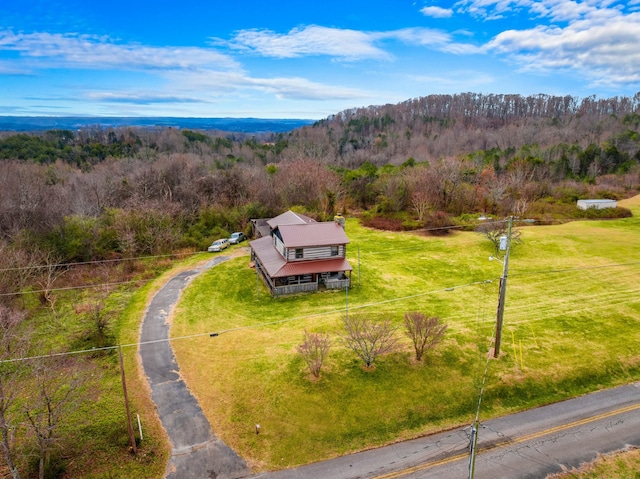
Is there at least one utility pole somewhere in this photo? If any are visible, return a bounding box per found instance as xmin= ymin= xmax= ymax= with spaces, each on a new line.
xmin=494 ymin=216 xmax=512 ymax=358
xmin=119 ymin=345 xmax=137 ymax=454
xmin=468 ymin=418 xmax=479 ymax=479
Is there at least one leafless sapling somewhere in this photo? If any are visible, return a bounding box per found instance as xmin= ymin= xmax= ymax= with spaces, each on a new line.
xmin=23 ymin=356 xmax=90 ymax=479
xmin=342 ymin=314 xmax=399 ymax=368
xmin=0 ymin=305 xmax=29 ymax=479
xmin=403 ymin=312 xmax=447 ymax=361
xmin=297 ymin=330 xmax=331 ymax=378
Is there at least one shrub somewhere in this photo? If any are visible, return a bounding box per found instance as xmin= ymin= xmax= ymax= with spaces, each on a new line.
xmin=424 ymin=211 xmax=455 ymax=235
xmin=360 ymin=216 xmax=405 ymax=231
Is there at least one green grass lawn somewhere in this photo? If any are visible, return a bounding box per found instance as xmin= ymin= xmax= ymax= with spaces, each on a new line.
xmin=171 ymin=196 xmax=640 ymax=472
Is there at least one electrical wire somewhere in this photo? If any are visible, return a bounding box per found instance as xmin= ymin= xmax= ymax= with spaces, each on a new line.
xmin=0 ymin=251 xmax=199 ymax=273
xmin=0 ymin=279 xmax=147 ymax=297
xmin=0 ymin=279 xmax=490 ymax=364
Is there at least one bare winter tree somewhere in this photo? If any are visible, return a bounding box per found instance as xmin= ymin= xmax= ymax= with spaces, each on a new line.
xmin=0 ymin=243 xmax=41 ymax=308
xmin=23 ymin=356 xmax=90 ymax=479
xmin=410 ymin=190 xmax=431 ymax=222
xmin=403 ymin=312 xmax=447 ymax=361
xmin=476 ymin=219 xmax=521 ymax=256
xmin=35 ymin=252 xmax=66 ymax=317
xmin=342 ymin=315 xmax=399 ymax=368
xmin=0 ymin=305 xmax=29 ymax=479
xmin=297 ymin=330 xmax=331 ymax=378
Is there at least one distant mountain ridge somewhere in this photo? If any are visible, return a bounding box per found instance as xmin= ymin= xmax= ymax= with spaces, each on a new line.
xmin=0 ymin=116 xmax=316 ymax=133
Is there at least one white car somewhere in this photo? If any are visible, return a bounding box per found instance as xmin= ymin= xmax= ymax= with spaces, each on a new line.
xmin=208 ymin=238 xmax=230 ymax=252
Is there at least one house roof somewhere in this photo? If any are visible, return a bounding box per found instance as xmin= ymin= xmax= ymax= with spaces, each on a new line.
xmin=278 ymin=222 xmax=350 ymax=248
xmin=251 ymin=218 xmax=271 ymax=238
xmin=278 ymin=257 xmax=352 ymax=277
xmin=250 ymin=236 xmax=286 ymax=277
xmin=250 ymin=235 xmax=352 ymax=278
xmin=267 ymin=210 xmax=316 ymax=229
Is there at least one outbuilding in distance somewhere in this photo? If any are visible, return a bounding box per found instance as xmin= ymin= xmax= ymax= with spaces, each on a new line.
xmin=577 ymin=199 xmax=618 ymax=210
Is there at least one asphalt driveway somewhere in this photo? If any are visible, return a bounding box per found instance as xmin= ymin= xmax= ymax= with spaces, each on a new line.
xmin=139 ymin=255 xmax=251 ymax=479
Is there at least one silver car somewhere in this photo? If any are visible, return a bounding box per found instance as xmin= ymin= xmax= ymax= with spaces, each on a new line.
xmin=229 ymin=232 xmax=246 ymax=244
xmin=208 ymin=238 xmax=230 ymax=252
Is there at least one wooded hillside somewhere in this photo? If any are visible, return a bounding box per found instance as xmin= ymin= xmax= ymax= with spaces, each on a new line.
xmin=0 ymin=91 xmax=638 ymax=264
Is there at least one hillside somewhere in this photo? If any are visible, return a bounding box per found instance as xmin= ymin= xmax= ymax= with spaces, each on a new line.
xmin=285 ymin=92 xmax=640 ymax=167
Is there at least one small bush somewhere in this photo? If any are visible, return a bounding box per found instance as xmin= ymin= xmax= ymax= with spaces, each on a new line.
xmin=360 ymin=216 xmax=405 ymax=231
xmin=575 ymin=206 xmax=632 ymax=219
xmin=424 ymin=211 xmax=455 ymax=235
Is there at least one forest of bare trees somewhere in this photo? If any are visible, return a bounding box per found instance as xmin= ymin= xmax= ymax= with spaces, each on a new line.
xmin=0 ymin=92 xmax=637 ymax=263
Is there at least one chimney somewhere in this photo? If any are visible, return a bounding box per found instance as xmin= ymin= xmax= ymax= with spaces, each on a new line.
xmin=334 ymin=214 xmax=345 ymax=229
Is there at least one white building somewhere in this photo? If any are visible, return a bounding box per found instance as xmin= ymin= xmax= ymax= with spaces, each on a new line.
xmin=577 ymin=199 xmax=617 ymax=210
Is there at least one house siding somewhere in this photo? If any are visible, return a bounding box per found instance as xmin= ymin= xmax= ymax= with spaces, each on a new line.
xmin=285 ymin=245 xmax=344 ymax=261
xmin=274 ymin=236 xmax=286 ymax=256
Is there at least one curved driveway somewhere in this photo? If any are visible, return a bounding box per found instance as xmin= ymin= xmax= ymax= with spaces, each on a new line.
xmin=139 ymin=254 xmax=640 ymax=479
xmin=139 ymin=255 xmax=251 ymax=479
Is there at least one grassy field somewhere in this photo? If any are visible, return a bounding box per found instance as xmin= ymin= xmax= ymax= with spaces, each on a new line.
xmin=171 ymin=196 xmax=640 ymax=472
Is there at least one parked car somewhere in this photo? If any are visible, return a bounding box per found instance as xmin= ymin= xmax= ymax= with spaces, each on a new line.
xmin=229 ymin=232 xmax=246 ymax=244
xmin=208 ymin=238 xmax=230 ymax=252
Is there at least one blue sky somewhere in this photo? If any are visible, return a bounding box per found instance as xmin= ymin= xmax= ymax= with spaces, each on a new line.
xmin=1 ymin=0 xmax=639 ymax=119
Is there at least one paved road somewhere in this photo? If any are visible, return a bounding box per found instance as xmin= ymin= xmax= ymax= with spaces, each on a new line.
xmin=139 ymin=255 xmax=251 ymax=479
xmin=139 ymin=256 xmax=639 ymax=479
xmin=252 ymin=381 xmax=640 ymax=479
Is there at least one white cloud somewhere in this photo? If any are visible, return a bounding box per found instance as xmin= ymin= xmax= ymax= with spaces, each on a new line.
xmin=456 ymin=0 xmax=625 ymax=22
xmin=420 ymin=6 xmax=454 ymax=18
xmin=227 ymin=25 xmax=392 ymax=61
xmin=486 ymin=8 xmax=640 ymax=86
xmin=384 ymin=27 xmax=484 ymax=53
xmin=0 ymin=30 xmax=240 ymax=71
xmin=226 ymin=25 xmax=480 ymax=60
xmin=85 ymin=92 xmax=207 ymax=104
xmin=165 ymin=69 xmax=371 ymax=102
xmin=0 ymin=60 xmax=32 ymax=75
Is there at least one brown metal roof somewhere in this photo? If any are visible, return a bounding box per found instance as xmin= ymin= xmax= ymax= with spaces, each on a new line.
xmin=278 ymin=222 xmax=349 ymax=248
xmin=277 ymin=257 xmax=352 ymax=277
xmin=250 ymin=235 xmax=352 ymax=278
xmin=267 ymin=210 xmax=316 ymax=229
xmin=250 ymin=236 xmax=286 ymax=277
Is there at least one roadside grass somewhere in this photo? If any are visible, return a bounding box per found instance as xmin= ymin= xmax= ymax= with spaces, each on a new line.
xmin=547 ymin=447 xmax=640 ymax=479
xmin=9 ymin=254 xmax=210 ymax=478
xmin=172 ymin=197 xmax=640 ymax=471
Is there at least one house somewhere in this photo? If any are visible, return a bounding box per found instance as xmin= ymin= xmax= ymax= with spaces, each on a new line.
xmin=577 ymin=199 xmax=617 ymax=210
xmin=250 ymin=211 xmax=352 ymax=296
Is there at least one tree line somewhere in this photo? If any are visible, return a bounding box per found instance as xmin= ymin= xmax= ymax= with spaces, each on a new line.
xmin=0 ymin=92 xmax=638 ymax=265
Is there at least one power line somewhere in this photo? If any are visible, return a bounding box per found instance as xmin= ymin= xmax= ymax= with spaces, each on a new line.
xmin=510 ymin=260 xmax=640 ymax=277
xmin=0 ymin=217 xmax=520 ymax=272
xmin=0 ymin=251 xmax=200 ymax=273
xmin=0 ymin=279 xmax=148 ymax=297
xmin=0 ymin=279 xmax=489 ymax=364
xmin=3 ymin=254 xmax=638 ymax=302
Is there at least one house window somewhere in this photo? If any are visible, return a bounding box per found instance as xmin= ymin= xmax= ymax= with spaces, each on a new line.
xmin=331 ymin=246 xmax=339 ymax=256
xmin=295 ymin=248 xmax=303 ymax=259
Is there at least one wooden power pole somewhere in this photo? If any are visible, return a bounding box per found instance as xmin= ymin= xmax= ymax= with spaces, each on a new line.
xmin=119 ymin=345 xmax=137 ymax=454
xmin=493 ymin=216 xmax=512 ymax=358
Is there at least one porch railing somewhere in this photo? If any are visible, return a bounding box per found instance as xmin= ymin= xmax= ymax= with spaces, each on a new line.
xmin=272 ymin=282 xmax=319 ymax=296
